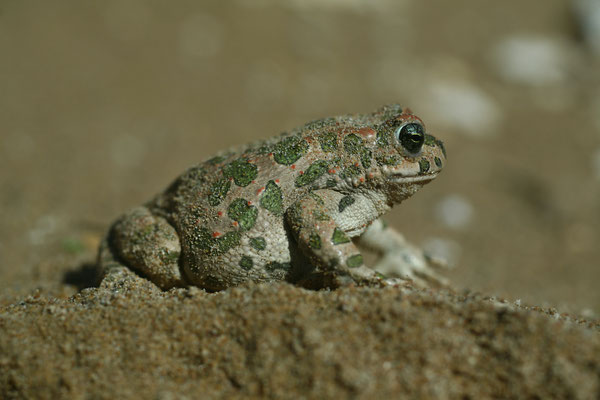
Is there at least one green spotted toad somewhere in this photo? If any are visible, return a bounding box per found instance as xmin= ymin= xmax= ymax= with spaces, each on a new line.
xmin=98 ymin=104 xmax=446 ymax=291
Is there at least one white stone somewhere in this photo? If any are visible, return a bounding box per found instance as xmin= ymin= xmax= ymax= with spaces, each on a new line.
xmin=422 ymin=81 xmax=501 ymax=138
xmin=490 ymin=35 xmax=576 ymax=86
xmin=435 ymin=194 xmax=474 ymax=230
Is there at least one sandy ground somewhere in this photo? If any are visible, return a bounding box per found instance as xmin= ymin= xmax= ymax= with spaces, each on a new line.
xmin=1 ymin=0 xmax=600 ymax=398
xmin=2 ymin=282 xmax=599 ymax=399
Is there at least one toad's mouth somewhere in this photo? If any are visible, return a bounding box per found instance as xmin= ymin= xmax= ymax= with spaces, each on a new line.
xmin=389 ymin=173 xmax=437 ymax=184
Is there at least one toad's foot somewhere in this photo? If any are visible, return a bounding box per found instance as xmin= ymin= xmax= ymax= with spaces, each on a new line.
xmin=356 ymin=219 xmax=449 ymax=287
xmin=97 ymin=237 xmax=164 ymax=293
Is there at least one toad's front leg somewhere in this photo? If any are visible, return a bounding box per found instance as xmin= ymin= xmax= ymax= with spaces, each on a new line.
xmin=285 ymin=189 xmax=382 ymax=288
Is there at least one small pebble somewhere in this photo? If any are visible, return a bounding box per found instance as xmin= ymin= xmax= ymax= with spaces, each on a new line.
xmin=490 ymin=35 xmax=576 ymax=86
xmin=28 ymin=215 xmax=61 ymax=246
xmin=435 ymin=194 xmax=474 ymax=230
xmin=421 ymin=81 xmax=501 ymax=137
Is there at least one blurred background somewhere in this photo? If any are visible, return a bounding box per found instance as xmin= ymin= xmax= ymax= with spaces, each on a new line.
xmin=1 ymin=0 xmax=599 ymax=313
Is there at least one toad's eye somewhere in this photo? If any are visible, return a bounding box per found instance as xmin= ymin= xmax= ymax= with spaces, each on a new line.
xmin=396 ymin=123 xmax=425 ymax=154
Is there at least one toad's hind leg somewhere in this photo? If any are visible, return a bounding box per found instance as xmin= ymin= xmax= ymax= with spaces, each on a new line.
xmin=97 ymin=238 xmax=159 ymax=291
xmin=356 ymin=218 xmax=448 ymax=286
xmin=100 ymin=206 xmax=185 ymax=290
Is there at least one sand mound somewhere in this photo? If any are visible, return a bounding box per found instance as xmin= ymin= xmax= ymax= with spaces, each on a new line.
xmin=1 ymin=282 xmax=598 ymax=399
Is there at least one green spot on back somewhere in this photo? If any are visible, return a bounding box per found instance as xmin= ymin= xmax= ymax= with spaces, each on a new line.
xmin=228 ymin=198 xmax=258 ymax=231
xmin=347 ymin=254 xmax=363 ymax=268
xmin=223 ymin=159 xmax=258 ymax=187
xmin=249 ymin=237 xmax=267 ymax=251
xmin=295 ymin=160 xmax=329 ymax=187
xmin=207 ymin=178 xmax=231 ymax=206
xmin=260 ymin=180 xmax=284 ymax=216
xmin=338 ymin=196 xmax=355 ymax=213
xmin=319 ymin=131 xmax=338 ymax=152
xmin=308 ymin=233 xmax=322 ymax=250
xmin=331 ymin=228 xmax=350 ymax=245
xmin=215 ymin=231 xmax=242 ymax=253
xmin=343 ymin=134 xmax=363 ymax=154
xmin=239 ymin=255 xmax=254 ymax=271
xmin=192 ymin=228 xmax=241 ymax=256
xmin=273 ymin=136 xmax=309 ymax=165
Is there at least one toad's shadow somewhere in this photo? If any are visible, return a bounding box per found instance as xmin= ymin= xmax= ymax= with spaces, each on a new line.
xmin=62 ymin=262 xmax=100 ymax=291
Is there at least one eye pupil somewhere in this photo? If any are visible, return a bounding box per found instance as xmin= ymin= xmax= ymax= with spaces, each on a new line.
xmin=397 ymin=123 xmax=425 ymax=154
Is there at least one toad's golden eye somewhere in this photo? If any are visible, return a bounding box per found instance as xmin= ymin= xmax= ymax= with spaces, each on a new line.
xmin=396 ymin=123 xmax=424 ymax=155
